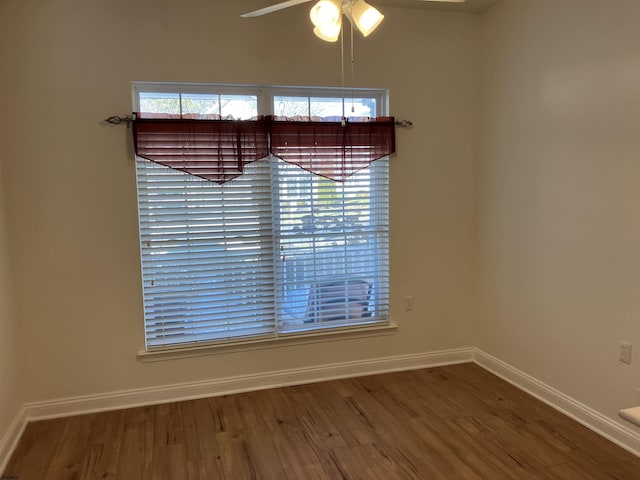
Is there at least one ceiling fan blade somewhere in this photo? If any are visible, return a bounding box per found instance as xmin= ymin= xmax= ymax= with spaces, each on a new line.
xmin=241 ymin=0 xmax=314 ymax=18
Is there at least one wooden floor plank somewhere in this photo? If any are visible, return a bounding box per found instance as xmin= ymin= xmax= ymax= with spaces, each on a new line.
xmin=185 ymin=456 xmax=224 ymax=480
xmin=448 ymin=416 xmax=553 ymax=480
xmin=546 ymin=461 xmax=615 ymax=480
xmin=115 ymin=417 xmax=154 ymax=480
xmin=4 ymin=419 xmax=66 ymax=474
xmin=215 ymin=431 xmax=259 ymax=479
xmin=150 ymin=443 xmax=187 ymax=480
xmin=603 ymin=458 xmax=640 ymax=479
xmin=3 ymin=363 xmax=638 ymax=479
xmin=79 ymin=410 xmax=126 ymax=479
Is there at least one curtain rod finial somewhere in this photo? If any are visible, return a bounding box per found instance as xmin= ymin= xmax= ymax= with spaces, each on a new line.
xmin=394 ymin=119 xmax=413 ymax=128
xmin=103 ymin=115 xmax=134 ymax=128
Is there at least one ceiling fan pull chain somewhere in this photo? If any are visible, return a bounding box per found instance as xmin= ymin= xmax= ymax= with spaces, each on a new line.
xmin=351 ymin=15 xmax=355 ymax=113
xmin=340 ymin=24 xmax=346 ymax=125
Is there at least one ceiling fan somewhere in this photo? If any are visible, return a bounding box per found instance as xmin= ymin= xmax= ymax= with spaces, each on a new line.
xmin=241 ymin=0 xmax=466 ymax=42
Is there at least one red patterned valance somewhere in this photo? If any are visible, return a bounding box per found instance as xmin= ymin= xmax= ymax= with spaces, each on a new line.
xmin=267 ymin=116 xmax=395 ymax=181
xmin=132 ymin=113 xmax=269 ymax=184
xmin=132 ymin=114 xmax=395 ymax=183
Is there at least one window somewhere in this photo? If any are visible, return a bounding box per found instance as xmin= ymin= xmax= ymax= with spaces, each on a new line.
xmin=133 ymin=83 xmax=390 ymax=350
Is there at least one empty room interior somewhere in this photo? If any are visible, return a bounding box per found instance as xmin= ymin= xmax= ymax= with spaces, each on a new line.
xmin=2 ymin=0 xmax=640 ymax=477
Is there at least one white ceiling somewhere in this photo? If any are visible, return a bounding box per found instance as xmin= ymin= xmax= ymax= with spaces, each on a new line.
xmin=376 ymin=0 xmax=500 ymax=13
xmin=240 ymin=0 xmax=501 ymax=17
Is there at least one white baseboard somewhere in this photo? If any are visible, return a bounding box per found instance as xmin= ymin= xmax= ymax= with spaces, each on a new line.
xmin=5 ymin=347 xmax=640 ymax=470
xmin=0 ymin=406 xmax=27 ymax=474
xmin=24 ymin=348 xmax=474 ymax=421
xmin=473 ymin=348 xmax=640 ymax=457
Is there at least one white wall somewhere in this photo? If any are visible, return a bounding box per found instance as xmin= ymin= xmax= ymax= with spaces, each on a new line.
xmin=0 ymin=0 xmax=25 ymax=447
xmin=478 ymin=0 xmax=640 ymax=428
xmin=0 ymin=155 xmax=23 ymax=444
xmin=0 ymin=0 xmax=480 ymax=403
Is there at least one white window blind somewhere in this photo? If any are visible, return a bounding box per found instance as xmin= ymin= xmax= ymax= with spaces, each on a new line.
xmin=134 ymin=83 xmax=390 ymax=350
xmin=137 ymin=159 xmax=276 ymax=348
xmin=273 ymin=160 xmax=389 ymax=331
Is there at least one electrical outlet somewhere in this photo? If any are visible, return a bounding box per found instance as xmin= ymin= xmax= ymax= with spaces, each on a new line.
xmin=620 ymin=341 xmax=632 ymax=365
xmin=403 ymin=295 xmax=414 ymax=311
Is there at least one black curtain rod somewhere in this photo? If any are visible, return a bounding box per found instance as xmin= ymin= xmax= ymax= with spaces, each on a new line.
xmin=102 ymin=115 xmax=413 ymax=128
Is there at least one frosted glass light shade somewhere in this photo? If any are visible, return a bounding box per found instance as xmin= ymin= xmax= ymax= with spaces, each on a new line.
xmin=309 ymin=0 xmax=342 ymax=28
xmin=350 ymin=0 xmax=384 ymax=37
xmin=314 ymin=16 xmax=342 ymax=42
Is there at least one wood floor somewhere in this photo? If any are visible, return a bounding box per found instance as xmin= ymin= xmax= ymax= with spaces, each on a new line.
xmin=4 ymin=363 xmax=640 ymax=479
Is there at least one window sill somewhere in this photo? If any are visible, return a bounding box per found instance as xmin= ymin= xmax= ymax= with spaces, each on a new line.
xmin=137 ymin=321 xmax=398 ymax=363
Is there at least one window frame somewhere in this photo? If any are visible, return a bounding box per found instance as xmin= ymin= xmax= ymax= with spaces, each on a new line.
xmin=132 ymin=82 xmax=395 ymax=360
xmin=132 ymin=82 xmax=388 ymax=118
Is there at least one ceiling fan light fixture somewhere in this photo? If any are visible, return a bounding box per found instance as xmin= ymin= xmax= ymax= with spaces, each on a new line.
xmin=349 ymin=0 xmax=384 ymax=37
xmin=309 ymin=0 xmax=342 ymax=29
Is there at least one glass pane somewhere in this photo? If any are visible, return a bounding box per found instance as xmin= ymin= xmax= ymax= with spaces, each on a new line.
xmin=220 ymin=94 xmax=258 ymax=119
xmin=274 ymin=96 xmax=310 ymax=117
xmin=274 ymin=95 xmax=378 ymax=118
xmin=311 ymin=97 xmax=376 ymax=118
xmin=329 ymin=97 xmax=377 ymax=118
xmin=181 ymin=94 xmax=220 ymax=115
xmin=309 ymin=97 xmax=344 ymax=117
xmin=139 ymin=92 xmax=180 ymax=114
